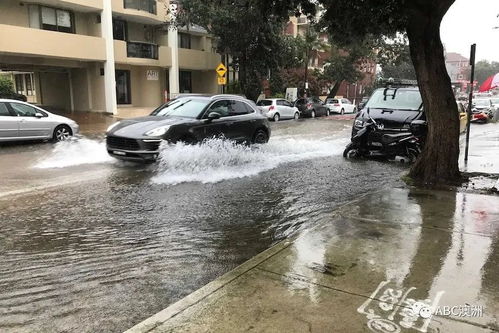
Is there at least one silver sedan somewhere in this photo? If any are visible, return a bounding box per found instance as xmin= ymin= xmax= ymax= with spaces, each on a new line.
xmin=0 ymin=99 xmax=79 ymax=142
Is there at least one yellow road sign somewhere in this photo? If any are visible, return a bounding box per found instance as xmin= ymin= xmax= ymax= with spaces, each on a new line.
xmin=216 ymin=63 xmax=227 ymax=77
xmin=217 ymin=76 xmax=227 ymax=85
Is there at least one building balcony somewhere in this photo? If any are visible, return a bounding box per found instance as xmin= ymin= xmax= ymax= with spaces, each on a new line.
xmin=21 ymin=0 xmax=103 ymax=11
xmin=178 ymin=49 xmax=220 ymax=71
xmin=0 ymin=24 xmax=106 ymax=62
xmin=112 ymin=0 xmax=167 ymax=25
xmin=114 ymin=40 xmax=171 ymax=66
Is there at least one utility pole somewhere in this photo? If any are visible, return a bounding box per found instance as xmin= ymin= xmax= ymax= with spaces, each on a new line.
xmin=304 ymin=23 xmax=310 ymax=97
xmin=464 ymin=43 xmax=476 ymax=163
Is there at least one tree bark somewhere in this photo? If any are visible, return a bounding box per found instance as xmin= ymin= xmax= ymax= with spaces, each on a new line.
xmin=327 ymin=80 xmax=342 ymax=99
xmin=406 ymin=2 xmax=461 ymax=185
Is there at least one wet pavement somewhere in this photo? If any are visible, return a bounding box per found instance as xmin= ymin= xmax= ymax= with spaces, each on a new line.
xmin=1 ymin=114 xmax=497 ymax=333
xmin=0 ymin=115 xmax=408 ymax=332
xmin=128 ymin=188 xmax=499 ymax=333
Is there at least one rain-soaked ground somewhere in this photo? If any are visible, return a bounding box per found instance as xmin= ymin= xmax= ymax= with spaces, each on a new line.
xmin=0 ymin=115 xmax=478 ymax=332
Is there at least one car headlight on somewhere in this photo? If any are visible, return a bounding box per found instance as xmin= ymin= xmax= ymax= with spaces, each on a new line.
xmin=145 ymin=125 xmax=171 ymax=137
xmin=107 ymin=122 xmax=120 ymax=132
xmin=354 ymin=119 xmax=364 ymax=127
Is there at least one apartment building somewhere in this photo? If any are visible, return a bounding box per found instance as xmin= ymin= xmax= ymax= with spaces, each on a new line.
xmin=445 ymin=52 xmax=470 ymax=92
xmin=0 ymin=0 xmax=221 ymax=114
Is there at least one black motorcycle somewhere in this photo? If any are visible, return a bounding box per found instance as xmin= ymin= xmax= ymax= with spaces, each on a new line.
xmin=343 ymin=109 xmax=426 ymax=163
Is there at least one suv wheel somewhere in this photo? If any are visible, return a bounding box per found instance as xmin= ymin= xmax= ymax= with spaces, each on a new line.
xmin=341 ymin=108 xmax=345 ymax=115
xmin=311 ymin=110 xmax=316 ymax=118
xmin=252 ymin=129 xmax=269 ymax=144
xmin=273 ymin=113 xmax=280 ymax=122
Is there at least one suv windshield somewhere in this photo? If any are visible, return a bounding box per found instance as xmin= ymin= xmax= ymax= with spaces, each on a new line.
xmin=366 ymin=89 xmax=423 ymax=111
xmin=151 ymin=98 xmax=210 ymax=118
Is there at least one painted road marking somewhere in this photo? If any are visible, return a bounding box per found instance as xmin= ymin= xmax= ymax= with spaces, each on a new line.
xmin=358 ymin=280 xmax=445 ymax=333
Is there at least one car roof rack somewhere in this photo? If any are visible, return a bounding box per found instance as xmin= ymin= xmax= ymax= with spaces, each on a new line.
xmin=383 ymin=78 xmax=418 ymax=88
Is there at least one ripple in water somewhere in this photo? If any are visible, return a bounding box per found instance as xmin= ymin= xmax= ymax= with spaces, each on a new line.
xmin=151 ymin=136 xmax=348 ymax=185
xmin=34 ymin=137 xmax=114 ymax=169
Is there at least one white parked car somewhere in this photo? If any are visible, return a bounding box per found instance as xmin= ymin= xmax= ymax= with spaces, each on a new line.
xmin=0 ymin=99 xmax=79 ymax=142
xmin=325 ymin=98 xmax=357 ymax=114
xmin=256 ymin=99 xmax=300 ymax=121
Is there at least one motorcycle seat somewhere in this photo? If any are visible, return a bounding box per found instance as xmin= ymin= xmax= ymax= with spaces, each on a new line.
xmin=381 ymin=133 xmax=412 ymax=144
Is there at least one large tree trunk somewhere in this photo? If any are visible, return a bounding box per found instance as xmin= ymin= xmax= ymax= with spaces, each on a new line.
xmin=327 ymin=81 xmax=342 ymax=99
xmin=406 ymin=1 xmax=461 ymax=185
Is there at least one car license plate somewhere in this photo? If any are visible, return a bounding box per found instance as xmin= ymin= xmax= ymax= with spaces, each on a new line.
xmin=113 ymin=151 xmax=126 ymax=156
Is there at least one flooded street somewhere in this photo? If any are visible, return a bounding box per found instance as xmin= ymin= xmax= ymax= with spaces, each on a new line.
xmin=1 ymin=117 xmax=408 ymax=332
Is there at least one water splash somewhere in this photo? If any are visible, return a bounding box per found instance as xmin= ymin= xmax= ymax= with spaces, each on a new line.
xmin=34 ymin=137 xmax=114 ymax=169
xmin=151 ymin=137 xmax=347 ymax=185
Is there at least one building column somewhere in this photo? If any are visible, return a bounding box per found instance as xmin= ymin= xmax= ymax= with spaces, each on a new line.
xmin=101 ymin=0 xmax=117 ymax=115
xmin=168 ymin=27 xmax=180 ymax=97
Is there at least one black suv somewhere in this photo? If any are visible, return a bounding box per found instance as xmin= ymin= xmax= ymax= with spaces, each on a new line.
xmin=106 ymin=95 xmax=271 ymax=161
xmin=352 ymin=86 xmax=425 ymax=137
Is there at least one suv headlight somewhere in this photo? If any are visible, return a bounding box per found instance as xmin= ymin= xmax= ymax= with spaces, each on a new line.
xmin=107 ymin=122 xmax=120 ymax=132
xmin=354 ymin=119 xmax=364 ymax=127
xmin=145 ymin=125 xmax=171 ymax=137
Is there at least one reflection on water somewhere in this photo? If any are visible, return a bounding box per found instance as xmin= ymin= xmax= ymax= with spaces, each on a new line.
xmin=271 ymin=188 xmax=499 ymax=330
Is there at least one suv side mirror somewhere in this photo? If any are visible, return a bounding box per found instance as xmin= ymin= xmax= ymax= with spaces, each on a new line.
xmin=207 ymin=112 xmax=221 ymax=120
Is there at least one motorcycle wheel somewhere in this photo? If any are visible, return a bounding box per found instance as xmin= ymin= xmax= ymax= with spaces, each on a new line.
xmin=343 ymin=143 xmax=359 ymax=159
xmin=407 ymin=147 xmax=420 ymax=163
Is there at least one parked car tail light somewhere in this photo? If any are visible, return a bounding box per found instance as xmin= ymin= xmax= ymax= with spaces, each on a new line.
xmin=334 ymin=104 xmax=340 ymax=107
xmin=269 ymin=105 xmax=275 ymax=111
xmin=306 ymin=103 xmax=312 ymax=109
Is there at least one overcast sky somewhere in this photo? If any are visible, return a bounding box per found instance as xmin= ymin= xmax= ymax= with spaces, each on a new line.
xmin=441 ymin=0 xmax=499 ymax=62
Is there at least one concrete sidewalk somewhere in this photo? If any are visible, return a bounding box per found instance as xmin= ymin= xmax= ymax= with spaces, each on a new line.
xmin=125 ymin=187 xmax=499 ymax=333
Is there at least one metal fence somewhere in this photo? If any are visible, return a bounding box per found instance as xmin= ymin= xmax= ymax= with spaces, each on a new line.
xmin=127 ymin=42 xmax=159 ymax=60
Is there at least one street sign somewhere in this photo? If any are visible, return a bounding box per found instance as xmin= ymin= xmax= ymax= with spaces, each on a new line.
xmin=216 ymin=63 xmax=227 ymax=77
xmin=217 ymin=76 xmax=227 ymax=85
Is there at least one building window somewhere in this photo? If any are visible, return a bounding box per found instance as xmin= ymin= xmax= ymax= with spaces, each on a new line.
xmin=179 ymin=71 xmax=192 ymax=93
xmin=28 ymin=5 xmax=75 ymax=34
xmin=13 ymin=73 xmax=35 ymax=96
xmin=115 ymin=70 xmax=131 ymax=105
xmin=113 ymin=19 xmax=128 ymax=41
xmin=178 ymin=33 xmax=191 ymax=49
xmin=15 ymin=75 xmax=24 ymax=95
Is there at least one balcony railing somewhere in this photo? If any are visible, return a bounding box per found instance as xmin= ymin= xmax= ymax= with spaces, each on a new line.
xmin=127 ymin=42 xmax=158 ymax=59
xmin=123 ymin=0 xmax=157 ymax=14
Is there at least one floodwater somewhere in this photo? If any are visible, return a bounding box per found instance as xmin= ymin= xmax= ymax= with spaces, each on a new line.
xmin=0 ymin=117 xmax=407 ymax=332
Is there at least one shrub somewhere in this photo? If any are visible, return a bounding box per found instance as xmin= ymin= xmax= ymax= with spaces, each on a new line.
xmin=0 ymin=76 xmax=15 ymax=95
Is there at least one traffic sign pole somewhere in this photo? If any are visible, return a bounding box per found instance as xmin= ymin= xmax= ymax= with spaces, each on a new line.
xmin=216 ymin=62 xmax=227 ymax=93
xmin=464 ymin=44 xmax=476 ymax=164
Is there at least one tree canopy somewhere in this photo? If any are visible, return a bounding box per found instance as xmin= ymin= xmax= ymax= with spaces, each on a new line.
xmin=475 ymin=60 xmax=499 ymax=86
xmin=178 ymin=0 xmax=461 ymax=184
